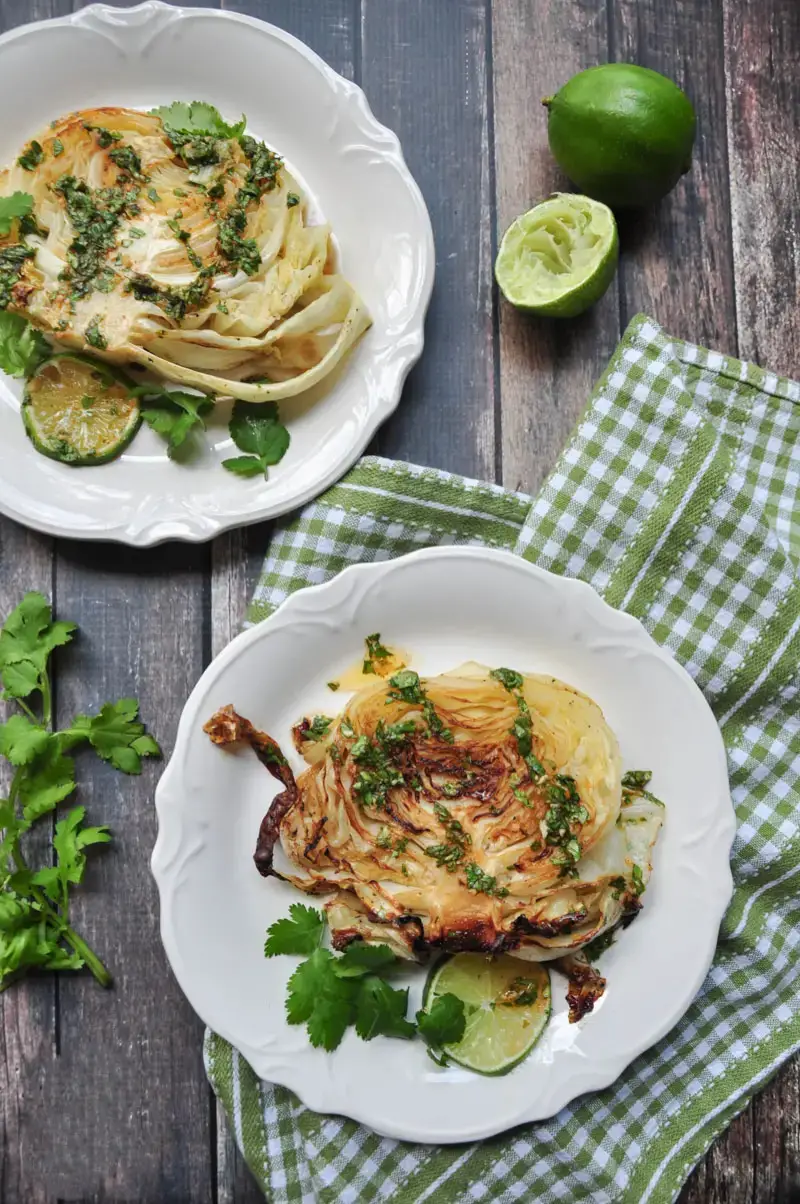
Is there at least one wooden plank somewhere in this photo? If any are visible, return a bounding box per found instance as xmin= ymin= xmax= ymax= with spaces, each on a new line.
xmin=723 ymin=3 xmax=800 ymax=1195
xmin=612 ymin=2 xmax=743 ymax=1198
xmin=213 ymin=6 xmax=356 ymax=1201
xmin=0 ymin=5 xmax=82 ymax=1201
xmin=492 ymin=0 xmax=620 ymax=496
xmin=724 ymin=0 xmax=800 ymax=373
xmin=361 ymin=0 xmax=497 ymax=480
xmin=50 ymin=542 xmax=212 ymax=1203
xmin=612 ymin=0 xmax=738 ymax=351
xmin=0 ymin=524 xmax=56 ymax=1204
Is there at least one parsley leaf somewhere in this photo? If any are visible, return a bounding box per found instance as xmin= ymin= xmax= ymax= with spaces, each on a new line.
xmin=151 ymin=101 xmax=246 ymax=140
xmin=416 ymin=993 xmax=466 ymax=1047
xmin=224 ymin=400 xmax=290 ymax=480
xmin=69 ymin=698 xmax=161 ymax=774
xmin=354 ymin=976 xmax=415 ymax=1040
xmin=0 ymin=191 xmax=33 ymax=236
xmin=0 ymin=312 xmax=49 ymax=379
xmin=285 ymin=948 xmax=358 ymax=1050
xmin=139 ymin=388 xmax=215 ymax=459
xmin=0 ymin=591 xmax=75 ymax=700
xmin=331 ymin=942 xmax=397 ymax=978
xmin=264 ymin=903 xmax=324 ymax=957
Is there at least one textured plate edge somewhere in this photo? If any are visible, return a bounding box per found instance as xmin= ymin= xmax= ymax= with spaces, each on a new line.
xmin=151 ymin=546 xmax=736 ymax=1142
xmin=0 ymin=1 xmax=435 ymax=546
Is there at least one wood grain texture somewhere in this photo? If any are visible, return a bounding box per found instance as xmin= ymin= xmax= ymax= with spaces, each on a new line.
xmin=50 ymin=541 xmax=212 ymax=1203
xmin=0 ymin=522 xmax=54 ymax=1204
xmin=492 ymin=0 xmax=620 ymax=496
xmin=722 ymin=3 xmax=800 ymax=1199
xmin=214 ymin=6 xmax=356 ymax=1200
xmin=724 ymin=0 xmax=800 ymax=375
xmin=612 ymin=0 xmax=737 ymax=351
xmin=361 ymin=0 xmax=497 ymax=479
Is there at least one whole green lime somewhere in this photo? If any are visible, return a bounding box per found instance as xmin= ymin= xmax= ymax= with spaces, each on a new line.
xmin=544 ymin=64 xmax=696 ymax=209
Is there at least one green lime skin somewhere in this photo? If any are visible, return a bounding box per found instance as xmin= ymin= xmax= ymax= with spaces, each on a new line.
xmin=544 ymin=64 xmax=696 ymax=209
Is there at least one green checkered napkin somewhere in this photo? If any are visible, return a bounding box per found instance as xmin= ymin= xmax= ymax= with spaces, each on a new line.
xmin=204 ymin=314 xmax=800 ymax=1203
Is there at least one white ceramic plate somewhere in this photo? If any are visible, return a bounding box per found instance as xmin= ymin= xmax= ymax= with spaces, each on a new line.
xmin=0 ymin=3 xmax=433 ymax=545
xmin=153 ymin=547 xmax=735 ymax=1143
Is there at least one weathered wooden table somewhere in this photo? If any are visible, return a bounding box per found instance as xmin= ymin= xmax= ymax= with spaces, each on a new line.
xmin=0 ymin=1 xmax=797 ymax=1201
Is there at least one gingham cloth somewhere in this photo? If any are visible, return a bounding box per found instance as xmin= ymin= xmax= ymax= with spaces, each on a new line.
xmin=204 ymin=314 xmax=800 ymax=1203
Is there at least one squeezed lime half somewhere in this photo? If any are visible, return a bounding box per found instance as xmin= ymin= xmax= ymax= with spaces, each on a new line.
xmin=422 ymin=953 xmax=551 ymax=1075
xmin=23 ymin=354 xmax=140 ymax=466
xmin=495 ymin=193 xmax=618 ymax=317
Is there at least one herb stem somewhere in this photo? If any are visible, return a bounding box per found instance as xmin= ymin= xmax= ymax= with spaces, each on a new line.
xmin=15 ymin=697 xmax=38 ymax=724
xmin=39 ymin=671 xmax=52 ymax=729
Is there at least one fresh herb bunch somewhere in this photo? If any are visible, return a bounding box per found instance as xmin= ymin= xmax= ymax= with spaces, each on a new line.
xmin=0 ymin=592 xmax=160 ymax=991
xmin=265 ymin=903 xmax=466 ymax=1059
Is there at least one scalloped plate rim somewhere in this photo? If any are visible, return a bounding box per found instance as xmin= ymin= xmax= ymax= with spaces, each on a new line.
xmin=152 ymin=546 xmax=735 ymax=1142
xmin=0 ymin=1 xmax=434 ymax=545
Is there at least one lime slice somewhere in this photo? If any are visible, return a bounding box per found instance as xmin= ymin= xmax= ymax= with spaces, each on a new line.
xmin=495 ymin=193 xmax=618 ymax=317
xmin=23 ymin=354 xmax=140 ymax=466
xmin=423 ymin=953 xmax=551 ymax=1075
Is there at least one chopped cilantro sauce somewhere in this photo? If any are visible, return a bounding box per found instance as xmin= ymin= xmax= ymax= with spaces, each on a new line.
xmin=17 ymin=141 xmax=44 ymax=171
xmin=54 ymin=175 xmax=139 ymax=300
xmin=490 ymin=666 xmax=588 ymax=877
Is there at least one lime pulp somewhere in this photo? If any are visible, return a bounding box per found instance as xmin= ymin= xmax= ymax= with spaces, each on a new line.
xmin=495 ymin=193 xmax=618 ymax=317
xmin=423 ymin=952 xmax=551 ymax=1075
xmin=22 ymin=354 xmax=140 ymax=466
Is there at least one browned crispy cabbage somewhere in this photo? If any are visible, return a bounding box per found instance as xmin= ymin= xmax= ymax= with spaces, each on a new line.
xmin=205 ymin=663 xmax=663 ymax=964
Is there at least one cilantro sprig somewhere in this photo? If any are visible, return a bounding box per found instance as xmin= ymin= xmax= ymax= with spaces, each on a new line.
xmin=223 ymin=400 xmax=290 ymax=479
xmin=0 ymin=592 xmax=160 ymax=991
xmin=0 ymin=311 xmax=49 ymax=379
xmin=136 ymin=385 xmax=215 ymax=460
xmin=265 ymin=906 xmax=466 ymax=1058
xmin=150 ymin=101 xmax=246 ymax=141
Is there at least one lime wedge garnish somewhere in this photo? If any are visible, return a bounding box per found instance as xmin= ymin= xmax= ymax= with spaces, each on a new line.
xmin=422 ymin=953 xmax=551 ymax=1075
xmin=23 ymin=354 xmax=140 ymax=466
xmin=495 ymin=193 xmax=618 ymax=317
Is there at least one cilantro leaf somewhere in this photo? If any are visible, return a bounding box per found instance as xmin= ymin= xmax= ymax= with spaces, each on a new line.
xmin=332 ymin=942 xmax=398 ymax=978
xmin=0 ymin=313 xmax=49 ymax=379
xmin=0 ymin=192 xmax=33 ymax=236
xmin=225 ymin=401 xmax=290 ymax=480
xmin=264 ymin=903 xmax=324 ymax=957
xmin=354 ymin=976 xmax=415 ymax=1041
xmin=139 ymin=389 xmax=215 ymax=459
xmin=229 ymin=401 xmax=289 ymax=460
xmin=70 ymin=698 xmax=161 ymax=774
xmin=18 ymin=745 xmax=76 ymax=821
xmin=221 ymin=455 xmax=265 ymax=478
xmin=416 ymin=993 xmax=466 ymax=1048
xmin=285 ymin=948 xmax=358 ymax=1050
xmin=0 ymin=714 xmax=51 ymax=765
xmin=151 ymin=101 xmax=246 ymax=139
xmin=0 ymin=892 xmax=40 ymax=932
xmin=0 ymin=591 xmax=75 ymax=700
xmin=33 ymin=805 xmax=110 ymax=905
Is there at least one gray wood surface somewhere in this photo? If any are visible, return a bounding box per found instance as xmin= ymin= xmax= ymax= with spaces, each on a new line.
xmin=0 ymin=0 xmax=797 ymax=1200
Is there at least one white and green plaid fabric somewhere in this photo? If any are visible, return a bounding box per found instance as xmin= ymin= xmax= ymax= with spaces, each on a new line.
xmin=204 ymin=314 xmax=800 ymax=1203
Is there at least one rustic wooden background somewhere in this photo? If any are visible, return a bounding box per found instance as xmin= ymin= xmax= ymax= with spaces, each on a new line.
xmin=0 ymin=0 xmax=797 ymax=1200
